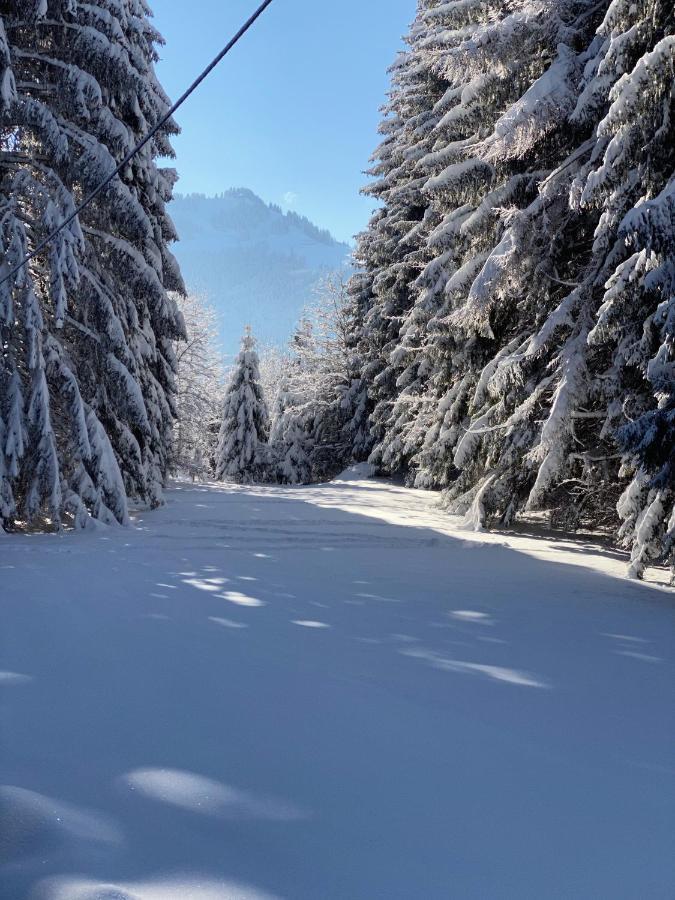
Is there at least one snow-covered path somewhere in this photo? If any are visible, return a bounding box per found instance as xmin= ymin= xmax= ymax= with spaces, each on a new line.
xmin=2 ymin=472 xmax=674 ymax=899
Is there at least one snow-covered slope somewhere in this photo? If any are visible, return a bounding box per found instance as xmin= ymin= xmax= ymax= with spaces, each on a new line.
xmin=1 ymin=475 xmax=673 ymax=899
xmin=169 ymin=191 xmax=352 ymax=357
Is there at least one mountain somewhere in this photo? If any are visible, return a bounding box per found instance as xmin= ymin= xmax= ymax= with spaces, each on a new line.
xmin=168 ymin=190 xmax=352 ymax=357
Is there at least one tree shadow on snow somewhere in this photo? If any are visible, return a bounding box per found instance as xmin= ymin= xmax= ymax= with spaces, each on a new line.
xmin=1 ymin=483 xmax=674 ymax=900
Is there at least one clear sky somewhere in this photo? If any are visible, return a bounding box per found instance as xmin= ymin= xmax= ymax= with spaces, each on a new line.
xmin=150 ymin=0 xmax=415 ymax=243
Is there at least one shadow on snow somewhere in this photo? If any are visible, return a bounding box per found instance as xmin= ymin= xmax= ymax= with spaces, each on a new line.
xmin=1 ymin=480 xmax=674 ymax=899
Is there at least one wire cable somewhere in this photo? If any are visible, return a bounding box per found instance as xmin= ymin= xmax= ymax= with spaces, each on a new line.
xmin=0 ymin=0 xmax=276 ymax=289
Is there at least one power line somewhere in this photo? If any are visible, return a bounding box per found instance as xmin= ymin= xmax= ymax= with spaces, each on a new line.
xmin=0 ymin=0 xmax=276 ymax=290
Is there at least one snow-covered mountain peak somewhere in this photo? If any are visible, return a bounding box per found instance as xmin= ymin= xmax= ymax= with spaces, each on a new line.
xmin=169 ymin=191 xmax=352 ymax=356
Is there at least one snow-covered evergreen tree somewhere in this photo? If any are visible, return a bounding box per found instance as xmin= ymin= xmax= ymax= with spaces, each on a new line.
xmin=215 ymin=328 xmax=270 ymax=483
xmin=258 ymin=342 xmax=290 ymax=409
xmin=269 ymin=374 xmax=314 ymax=484
xmin=267 ymin=278 xmax=354 ymax=483
xmin=343 ymin=0 xmax=673 ymax=577
xmin=172 ymin=293 xmax=224 ymax=478
xmin=404 ymin=0 xmax=602 ymax=502
xmin=575 ymin=2 xmax=675 ymax=577
xmin=0 ymin=0 xmax=184 ymax=530
xmin=475 ymin=0 xmax=675 ymax=567
xmin=344 ymin=1 xmax=450 ymax=474
xmin=347 ymin=0 xmax=601 ymax=488
xmin=407 ymin=4 xmax=603 ymax=527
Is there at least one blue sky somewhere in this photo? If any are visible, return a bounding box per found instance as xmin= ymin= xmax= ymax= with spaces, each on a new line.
xmin=151 ymin=0 xmax=415 ymax=243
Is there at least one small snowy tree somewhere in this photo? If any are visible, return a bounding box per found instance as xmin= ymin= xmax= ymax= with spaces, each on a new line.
xmin=258 ymin=342 xmax=290 ymax=406
xmin=266 ymin=277 xmax=355 ymax=483
xmin=270 ymin=374 xmax=314 ymax=484
xmin=215 ymin=328 xmax=270 ymax=483
xmin=172 ymin=293 xmax=224 ymax=478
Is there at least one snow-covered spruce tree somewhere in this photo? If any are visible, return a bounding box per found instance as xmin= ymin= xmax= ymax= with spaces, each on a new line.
xmin=341 ymin=271 xmax=376 ymax=460
xmin=0 ymin=5 xmax=103 ymax=529
xmin=342 ymin=0 xmax=672 ymax=574
xmin=0 ymin=0 xmax=184 ymax=530
xmin=499 ymin=0 xmax=675 ymax=548
xmin=347 ymin=0 xmax=602 ymax=490
xmin=215 ymin=328 xmax=270 ymax=483
xmin=573 ymin=1 xmax=674 ymax=577
xmin=69 ymin=0 xmax=185 ymax=508
xmin=395 ymin=0 xmax=606 ymax=504
xmin=407 ymin=0 xmax=673 ymax=572
xmin=300 ymin=278 xmax=355 ymax=475
xmin=258 ymin=341 xmax=289 ymax=409
xmin=448 ymin=0 xmax=674 ymax=559
xmin=344 ymin=1 xmax=450 ymax=475
xmin=268 ymin=279 xmax=354 ymax=483
xmin=172 ymin=293 xmax=224 ymax=478
xmin=269 ymin=372 xmax=313 ymax=484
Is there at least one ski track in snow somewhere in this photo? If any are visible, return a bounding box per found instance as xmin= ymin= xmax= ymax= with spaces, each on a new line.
xmin=1 ymin=471 xmax=674 ymax=899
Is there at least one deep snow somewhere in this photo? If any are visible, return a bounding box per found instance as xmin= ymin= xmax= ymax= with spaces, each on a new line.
xmin=1 ymin=471 xmax=674 ymax=899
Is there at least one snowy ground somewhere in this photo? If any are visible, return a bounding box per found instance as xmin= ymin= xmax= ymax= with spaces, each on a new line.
xmin=1 ymin=469 xmax=674 ymax=899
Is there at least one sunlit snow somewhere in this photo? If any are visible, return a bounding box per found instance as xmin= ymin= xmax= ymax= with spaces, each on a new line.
xmin=1 ymin=469 xmax=673 ymax=899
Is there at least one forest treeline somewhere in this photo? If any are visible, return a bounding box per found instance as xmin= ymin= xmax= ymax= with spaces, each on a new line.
xmin=0 ymin=0 xmax=672 ymax=581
